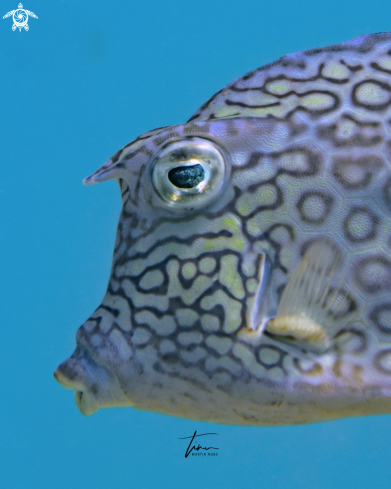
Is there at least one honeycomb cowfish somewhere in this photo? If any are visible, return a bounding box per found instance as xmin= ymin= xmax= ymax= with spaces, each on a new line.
xmin=55 ymin=33 xmax=391 ymax=425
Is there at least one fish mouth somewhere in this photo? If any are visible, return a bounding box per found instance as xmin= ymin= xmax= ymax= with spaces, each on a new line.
xmin=53 ymin=366 xmax=97 ymax=416
xmin=54 ymin=349 xmax=130 ymax=415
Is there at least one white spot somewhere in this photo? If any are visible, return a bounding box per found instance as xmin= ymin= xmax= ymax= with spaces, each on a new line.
xmin=201 ymin=290 xmax=242 ymax=332
xmin=178 ymin=332 xmax=203 ymax=346
xmin=199 ymin=257 xmax=216 ymax=274
xmin=267 ymin=80 xmax=291 ymax=95
xmin=205 ymin=335 xmax=233 ymax=355
xmin=346 ymin=209 xmax=373 ymax=240
xmin=181 ymin=262 xmax=197 ymax=280
xmin=300 ymin=93 xmax=335 ymax=110
xmin=139 ymin=270 xmax=164 ymax=290
xmin=91 ymin=334 xmax=102 ymax=347
xmin=175 ymin=308 xmax=198 ymax=328
xmin=356 ymin=81 xmax=391 ymax=105
xmin=180 ymin=347 xmax=207 ymax=363
xmin=246 ymin=278 xmax=258 ymax=293
xmin=258 ymin=347 xmax=280 ymax=365
xmin=323 ymin=60 xmax=350 ymax=80
xmin=377 ymin=55 xmax=391 ymax=71
xmin=205 ymin=356 xmax=241 ymax=375
xmin=301 ymin=194 xmax=327 ymax=221
xmin=135 ymin=311 xmax=176 ymax=336
xmin=235 ymin=185 xmax=277 ymax=217
xmin=219 ymin=254 xmax=245 ymax=299
xmin=92 ymin=307 xmax=115 ymax=334
xmin=109 ymin=329 xmax=132 ymax=360
xmin=267 ymin=367 xmax=284 ymax=381
xmin=232 ymin=343 xmax=266 ymax=378
xmin=200 ymin=314 xmax=220 ymax=332
xmin=132 ymin=327 xmax=152 ymax=345
xmin=159 ymin=339 xmax=176 ymax=355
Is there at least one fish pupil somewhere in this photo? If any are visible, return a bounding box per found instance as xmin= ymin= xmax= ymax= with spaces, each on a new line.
xmin=168 ymin=164 xmax=205 ymax=188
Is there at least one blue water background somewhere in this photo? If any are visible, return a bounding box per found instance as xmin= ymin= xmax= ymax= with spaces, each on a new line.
xmin=1 ymin=0 xmax=391 ymax=487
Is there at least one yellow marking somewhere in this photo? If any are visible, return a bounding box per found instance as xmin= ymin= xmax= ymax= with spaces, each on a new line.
xmin=293 ymin=358 xmax=323 ymax=376
xmin=352 ymin=365 xmax=364 ymax=385
xmin=246 ymin=278 xmax=258 ymax=293
xmin=332 ymin=359 xmax=343 ymax=379
xmin=301 ymin=93 xmax=334 ymax=110
xmin=219 ymin=254 xmax=245 ymax=299
xmin=201 ymin=290 xmax=242 ymax=333
xmin=236 ymin=185 xmax=278 ymax=217
xmin=233 ymin=238 xmax=245 ymax=250
xmin=377 ymin=55 xmax=391 ymax=71
xmin=246 ymin=212 xmax=277 ymax=237
xmin=237 ymin=199 xmax=253 ymax=217
xmin=356 ymin=81 xmax=391 ymax=104
xmin=223 ymin=216 xmax=240 ymax=230
xmin=267 ymin=80 xmax=291 ymax=95
xmin=323 ymin=60 xmax=350 ymax=79
xmin=181 ymin=262 xmax=197 ymax=279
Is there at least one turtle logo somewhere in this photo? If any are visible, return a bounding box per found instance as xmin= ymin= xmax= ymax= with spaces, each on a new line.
xmin=3 ymin=3 xmax=38 ymax=31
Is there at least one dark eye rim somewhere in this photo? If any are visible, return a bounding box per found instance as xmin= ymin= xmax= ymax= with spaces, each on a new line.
xmin=168 ymin=164 xmax=205 ymax=188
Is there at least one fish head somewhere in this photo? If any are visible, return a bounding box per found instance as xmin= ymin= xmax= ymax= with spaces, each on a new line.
xmin=55 ymin=117 xmax=296 ymax=415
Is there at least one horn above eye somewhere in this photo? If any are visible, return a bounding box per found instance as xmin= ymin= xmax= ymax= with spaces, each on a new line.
xmin=151 ymin=137 xmax=227 ymax=210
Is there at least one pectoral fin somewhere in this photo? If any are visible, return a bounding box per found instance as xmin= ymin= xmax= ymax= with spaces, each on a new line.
xmin=266 ymin=240 xmax=350 ymax=353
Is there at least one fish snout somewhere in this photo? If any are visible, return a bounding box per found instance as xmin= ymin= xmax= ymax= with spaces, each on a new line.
xmin=54 ymin=350 xmax=129 ymax=416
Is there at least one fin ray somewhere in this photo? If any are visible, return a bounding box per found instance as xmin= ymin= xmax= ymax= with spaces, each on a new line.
xmin=266 ymin=240 xmax=352 ymax=353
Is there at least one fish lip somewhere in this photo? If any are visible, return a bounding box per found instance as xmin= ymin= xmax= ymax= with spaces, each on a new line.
xmin=54 ymin=365 xmax=102 ymax=416
xmin=54 ymin=366 xmax=96 ymax=415
xmin=54 ymin=349 xmax=131 ymax=416
xmin=53 ymin=366 xmax=85 ymax=391
xmin=74 ymin=390 xmax=99 ymax=416
xmin=75 ymin=391 xmax=83 ymax=413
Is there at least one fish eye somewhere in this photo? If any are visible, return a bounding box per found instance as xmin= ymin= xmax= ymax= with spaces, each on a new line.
xmin=168 ymin=164 xmax=205 ymax=188
xmin=151 ymin=137 xmax=227 ymax=210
